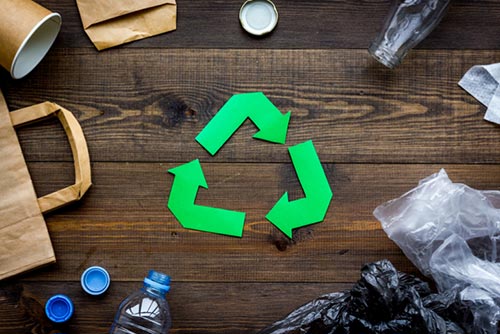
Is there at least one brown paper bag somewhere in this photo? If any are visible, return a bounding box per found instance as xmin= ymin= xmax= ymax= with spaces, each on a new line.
xmin=75 ymin=0 xmax=177 ymax=50
xmin=0 ymin=91 xmax=91 ymax=280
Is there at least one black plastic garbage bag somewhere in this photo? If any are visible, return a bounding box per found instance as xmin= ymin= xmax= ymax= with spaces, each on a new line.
xmin=259 ymin=260 xmax=466 ymax=334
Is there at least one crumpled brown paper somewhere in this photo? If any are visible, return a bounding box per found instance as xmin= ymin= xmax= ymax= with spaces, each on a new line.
xmin=75 ymin=0 xmax=177 ymax=50
xmin=0 ymin=91 xmax=91 ymax=280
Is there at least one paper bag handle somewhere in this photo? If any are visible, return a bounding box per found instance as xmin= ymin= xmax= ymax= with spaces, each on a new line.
xmin=10 ymin=102 xmax=92 ymax=214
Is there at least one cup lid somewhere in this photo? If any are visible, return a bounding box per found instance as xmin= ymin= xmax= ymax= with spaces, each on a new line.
xmin=239 ymin=0 xmax=279 ymax=36
xmin=81 ymin=266 xmax=110 ymax=296
xmin=45 ymin=294 xmax=74 ymax=323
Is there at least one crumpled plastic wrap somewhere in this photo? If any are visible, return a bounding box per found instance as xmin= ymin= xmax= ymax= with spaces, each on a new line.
xmin=374 ymin=169 xmax=500 ymax=333
xmin=259 ymin=260 xmax=466 ymax=334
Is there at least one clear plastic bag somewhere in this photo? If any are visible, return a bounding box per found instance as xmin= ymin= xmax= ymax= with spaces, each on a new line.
xmin=374 ymin=169 xmax=500 ymax=333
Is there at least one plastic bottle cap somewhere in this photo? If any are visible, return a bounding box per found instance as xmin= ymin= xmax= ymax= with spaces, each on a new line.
xmin=45 ymin=294 xmax=74 ymax=323
xmin=144 ymin=270 xmax=171 ymax=294
xmin=81 ymin=266 xmax=110 ymax=296
xmin=239 ymin=0 xmax=278 ymax=36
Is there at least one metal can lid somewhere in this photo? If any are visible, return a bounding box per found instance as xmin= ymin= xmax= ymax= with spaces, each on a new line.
xmin=81 ymin=266 xmax=110 ymax=296
xmin=45 ymin=294 xmax=74 ymax=323
xmin=239 ymin=0 xmax=279 ymax=36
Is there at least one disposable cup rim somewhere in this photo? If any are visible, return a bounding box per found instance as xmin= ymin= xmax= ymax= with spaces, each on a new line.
xmin=10 ymin=12 xmax=61 ymax=79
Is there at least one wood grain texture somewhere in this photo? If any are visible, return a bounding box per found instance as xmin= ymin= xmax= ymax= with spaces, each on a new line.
xmin=1 ymin=49 xmax=500 ymax=164
xmin=32 ymin=0 xmax=500 ymax=50
xmin=0 ymin=281 xmax=353 ymax=334
xmin=11 ymin=161 xmax=500 ymax=284
xmin=1 ymin=1 xmax=500 ymax=333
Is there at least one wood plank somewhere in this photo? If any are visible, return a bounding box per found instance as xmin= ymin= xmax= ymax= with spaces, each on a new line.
xmin=0 ymin=281 xmax=353 ymax=334
xmin=33 ymin=0 xmax=500 ymax=50
xmin=1 ymin=2 xmax=497 ymax=333
xmin=16 ymin=161 xmax=500 ymax=283
xmin=1 ymin=49 xmax=499 ymax=164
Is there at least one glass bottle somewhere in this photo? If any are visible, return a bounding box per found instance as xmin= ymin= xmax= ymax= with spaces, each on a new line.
xmin=369 ymin=0 xmax=452 ymax=69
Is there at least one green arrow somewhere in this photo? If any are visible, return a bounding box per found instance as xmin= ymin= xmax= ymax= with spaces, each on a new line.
xmin=266 ymin=140 xmax=332 ymax=238
xmin=195 ymin=92 xmax=291 ymax=155
xmin=167 ymin=159 xmax=246 ymax=237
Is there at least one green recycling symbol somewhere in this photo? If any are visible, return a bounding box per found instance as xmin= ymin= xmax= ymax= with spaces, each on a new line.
xmin=167 ymin=92 xmax=332 ymax=238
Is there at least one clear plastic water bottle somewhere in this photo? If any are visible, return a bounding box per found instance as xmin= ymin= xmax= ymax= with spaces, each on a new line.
xmin=110 ymin=270 xmax=172 ymax=334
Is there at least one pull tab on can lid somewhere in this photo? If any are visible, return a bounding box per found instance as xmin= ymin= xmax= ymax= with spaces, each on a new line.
xmin=239 ymin=0 xmax=279 ymax=36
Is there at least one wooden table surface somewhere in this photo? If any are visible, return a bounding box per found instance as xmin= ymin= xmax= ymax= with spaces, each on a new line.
xmin=2 ymin=1 xmax=500 ymax=333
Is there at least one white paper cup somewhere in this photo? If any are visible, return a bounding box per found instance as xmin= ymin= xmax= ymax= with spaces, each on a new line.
xmin=0 ymin=0 xmax=61 ymax=79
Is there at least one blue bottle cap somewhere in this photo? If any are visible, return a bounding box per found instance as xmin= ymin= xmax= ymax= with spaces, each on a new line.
xmin=81 ymin=266 xmax=110 ymax=296
xmin=45 ymin=294 xmax=74 ymax=323
xmin=144 ymin=270 xmax=171 ymax=294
